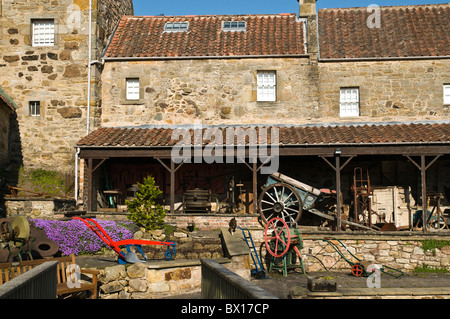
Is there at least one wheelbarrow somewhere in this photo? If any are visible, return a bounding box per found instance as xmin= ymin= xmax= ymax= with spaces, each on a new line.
xmin=74 ymin=217 xmax=176 ymax=264
xmin=322 ymin=237 xmax=404 ymax=278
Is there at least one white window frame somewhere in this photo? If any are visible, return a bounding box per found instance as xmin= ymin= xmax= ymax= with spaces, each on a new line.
xmin=340 ymin=87 xmax=360 ymax=117
xmin=222 ymin=21 xmax=246 ymax=32
xmin=126 ymin=78 xmax=140 ymax=100
xmin=29 ymin=101 xmax=41 ymax=117
xmin=444 ymin=84 xmax=450 ymax=105
xmin=32 ymin=19 xmax=55 ymax=47
xmin=257 ymin=71 xmax=277 ymax=102
xmin=164 ymin=22 xmax=189 ymax=32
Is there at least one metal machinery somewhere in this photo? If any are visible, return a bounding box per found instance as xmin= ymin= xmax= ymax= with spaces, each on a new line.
xmin=74 ymin=217 xmax=176 ymax=264
xmin=0 ymin=216 xmax=32 ymax=261
xmin=182 ymin=188 xmax=212 ymax=213
xmin=264 ymin=217 xmax=305 ymax=276
xmin=258 ymin=172 xmax=373 ymax=230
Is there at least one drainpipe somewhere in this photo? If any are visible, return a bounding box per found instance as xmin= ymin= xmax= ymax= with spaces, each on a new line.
xmin=86 ymin=0 xmax=92 ymax=135
xmin=75 ymin=147 xmax=80 ymax=202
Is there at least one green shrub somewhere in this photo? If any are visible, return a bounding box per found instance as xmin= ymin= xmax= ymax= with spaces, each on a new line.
xmin=125 ymin=176 xmax=166 ymax=231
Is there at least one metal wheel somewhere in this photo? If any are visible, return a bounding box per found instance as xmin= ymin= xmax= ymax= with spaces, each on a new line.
xmin=429 ymin=215 xmax=448 ymax=230
xmin=351 ymin=263 xmax=365 ymax=277
xmin=264 ymin=217 xmax=291 ymax=258
xmin=259 ymin=183 xmax=302 ymax=225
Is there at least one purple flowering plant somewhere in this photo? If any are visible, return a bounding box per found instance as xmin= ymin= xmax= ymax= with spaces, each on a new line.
xmin=30 ymin=218 xmax=135 ymax=256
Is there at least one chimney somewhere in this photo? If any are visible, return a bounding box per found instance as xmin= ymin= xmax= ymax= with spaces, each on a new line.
xmin=298 ymin=0 xmax=318 ymax=58
xmin=298 ymin=0 xmax=317 ymax=17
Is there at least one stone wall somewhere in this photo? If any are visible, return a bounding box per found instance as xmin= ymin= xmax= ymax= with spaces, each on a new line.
xmin=0 ymin=0 xmax=132 ymax=171
xmin=0 ymin=102 xmax=13 ymax=165
xmin=165 ymin=213 xmax=261 ymax=231
xmin=96 ymin=256 xmax=250 ymax=299
xmin=100 ymin=57 xmax=320 ymax=127
xmin=318 ymin=59 xmax=450 ymax=121
xmin=4 ymin=197 xmax=76 ymax=218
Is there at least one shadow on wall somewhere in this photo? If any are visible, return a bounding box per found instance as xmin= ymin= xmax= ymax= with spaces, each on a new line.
xmin=0 ymin=111 xmax=23 ymax=218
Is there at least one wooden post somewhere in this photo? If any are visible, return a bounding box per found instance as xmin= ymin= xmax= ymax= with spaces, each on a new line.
xmin=170 ymin=159 xmax=175 ymax=214
xmin=335 ymin=155 xmax=341 ymax=231
xmin=253 ymin=161 xmax=258 ymax=214
xmin=421 ymin=155 xmax=427 ymax=233
xmin=87 ymin=158 xmax=93 ymax=212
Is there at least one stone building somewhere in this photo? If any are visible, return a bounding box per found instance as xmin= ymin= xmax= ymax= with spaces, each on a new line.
xmin=75 ymin=0 xmax=449 ymax=229
xmin=0 ymin=0 xmax=133 ymax=172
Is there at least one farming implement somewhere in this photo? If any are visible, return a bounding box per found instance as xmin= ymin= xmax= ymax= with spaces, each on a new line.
xmin=258 ymin=172 xmax=373 ymax=230
xmin=322 ymin=237 xmax=404 ymax=278
xmin=74 ymin=217 xmax=176 ymax=264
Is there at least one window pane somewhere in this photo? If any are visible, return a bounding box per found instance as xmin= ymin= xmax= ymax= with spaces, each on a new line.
xmin=222 ymin=21 xmax=246 ymax=31
xmin=257 ymin=71 xmax=276 ymax=102
xmin=29 ymin=101 xmax=40 ymax=117
xmin=164 ymin=22 xmax=189 ymax=32
xmin=126 ymin=78 xmax=140 ymax=100
xmin=340 ymin=88 xmax=359 ymax=117
xmin=444 ymin=85 xmax=450 ymax=104
xmin=32 ymin=19 xmax=55 ymax=46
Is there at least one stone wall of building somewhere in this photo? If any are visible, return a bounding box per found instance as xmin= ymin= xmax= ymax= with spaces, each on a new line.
xmin=0 ymin=103 xmax=13 ymax=165
xmin=318 ymin=59 xmax=450 ymax=121
xmin=100 ymin=57 xmax=320 ymax=127
xmin=0 ymin=0 xmax=132 ymax=172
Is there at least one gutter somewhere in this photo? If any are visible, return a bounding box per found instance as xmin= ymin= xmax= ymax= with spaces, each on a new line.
xmin=75 ymin=147 xmax=80 ymax=202
xmin=102 ymin=54 xmax=310 ymax=62
xmin=319 ymin=55 xmax=450 ymax=62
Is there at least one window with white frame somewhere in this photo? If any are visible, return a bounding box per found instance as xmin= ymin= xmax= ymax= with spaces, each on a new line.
xmin=340 ymin=87 xmax=360 ymax=117
xmin=164 ymin=22 xmax=189 ymax=32
xmin=32 ymin=19 xmax=55 ymax=47
xmin=222 ymin=21 xmax=246 ymax=32
xmin=444 ymin=84 xmax=450 ymax=105
xmin=257 ymin=71 xmax=277 ymax=102
xmin=126 ymin=78 xmax=140 ymax=100
xmin=29 ymin=101 xmax=41 ymax=117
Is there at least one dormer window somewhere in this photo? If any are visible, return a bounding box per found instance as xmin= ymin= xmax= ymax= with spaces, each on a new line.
xmin=222 ymin=21 xmax=246 ymax=31
xmin=164 ymin=22 xmax=189 ymax=32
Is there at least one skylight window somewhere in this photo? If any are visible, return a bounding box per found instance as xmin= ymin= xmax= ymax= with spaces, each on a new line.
xmin=222 ymin=21 xmax=246 ymax=31
xmin=164 ymin=22 xmax=189 ymax=32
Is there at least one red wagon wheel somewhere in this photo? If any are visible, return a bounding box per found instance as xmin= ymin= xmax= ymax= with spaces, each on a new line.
xmin=264 ymin=217 xmax=291 ymax=258
xmin=351 ymin=263 xmax=365 ymax=277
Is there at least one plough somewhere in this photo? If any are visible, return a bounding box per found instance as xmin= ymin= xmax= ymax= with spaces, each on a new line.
xmin=74 ymin=217 xmax=176 ymax=264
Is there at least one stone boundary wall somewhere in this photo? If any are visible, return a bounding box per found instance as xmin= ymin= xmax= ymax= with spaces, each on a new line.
xmin=96 ymin=256 xmax=250 ymax=299
xmin=165 ymin=213 xmax=261 ymax=230
xmin=4 ymin=197 xmax=76 ymax=218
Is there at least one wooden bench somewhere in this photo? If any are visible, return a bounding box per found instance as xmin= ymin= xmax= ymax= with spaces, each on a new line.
xmin=0 ymin=254 xmax=99 ymax=299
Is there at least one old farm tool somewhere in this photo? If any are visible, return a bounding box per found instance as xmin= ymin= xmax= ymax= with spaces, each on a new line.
xmin=0 ymin=216 xmax=33 ymax=261
xmin=264 ymin=217 xmax=305 ymax=276
xmin=74 ymin=217 xmax=176 ymax=264
xmin=322 ymin=237 xmax=404 ymax=278
xmin=259 ymin=172 xmax=374 ymax=230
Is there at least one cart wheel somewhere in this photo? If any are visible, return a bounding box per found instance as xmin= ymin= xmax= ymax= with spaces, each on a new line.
xmin=264 ymin=217 xmax=291 ymax=258
xmin=351 ymin=263 xmax=365 ymax=277
xmin=259 ymin=183 xmax=303 ymax=226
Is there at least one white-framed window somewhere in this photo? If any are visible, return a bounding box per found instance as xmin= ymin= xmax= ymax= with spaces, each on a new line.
xmin=32 ymin=19 xmax=55 ymax=47
xmin=164 ymin=22 xmax=189 ymax=32
xmin=340 ymin=87 xmax=360 ymax=117
xmin=126 ymin=78 xmax=140 ymax=100
xmin=222 ymin=21 xmax=246 ymax=32
xmin=444 ymin=84 xmax=450 ymax=105
xmin=257 ymin=71 xmax=277 ymax=102
xmin=29 ymin=101 xmax=41 ymax=117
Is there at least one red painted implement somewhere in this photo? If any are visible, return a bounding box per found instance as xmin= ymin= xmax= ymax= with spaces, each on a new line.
xmin=73 ymin=217 xmax=176 ymax=264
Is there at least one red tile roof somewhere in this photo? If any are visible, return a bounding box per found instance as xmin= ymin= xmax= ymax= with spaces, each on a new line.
xmin=77 ymin=123 xmax=450 ymax=148
xmin=104 ymin=14 xmax=306 ymax=59
xmin=318 ymin=4 xmax=450 ymax=59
